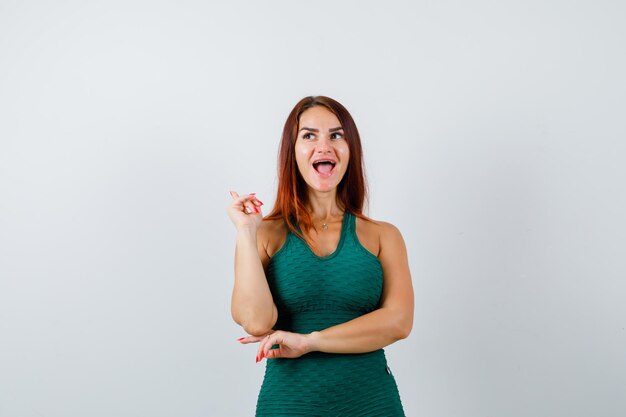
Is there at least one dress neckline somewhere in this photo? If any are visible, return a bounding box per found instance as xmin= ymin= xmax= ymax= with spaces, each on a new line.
xmin=295 ymin=212 xmax=350 ymax=261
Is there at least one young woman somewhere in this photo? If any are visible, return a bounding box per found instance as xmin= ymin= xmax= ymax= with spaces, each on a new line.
xmin=227 ymin=96 xmax=414 ymax=416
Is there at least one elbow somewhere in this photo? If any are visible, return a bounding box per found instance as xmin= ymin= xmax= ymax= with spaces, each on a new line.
xmin=394 ymin=313 xmax=413 ymax=340
xmin=232 ymin=305 xmax=278 ymax=337
xmin=243 ymin=322 xmax=275 ymax=337
xmin=396 ymin=323 xmax=412 ymax=340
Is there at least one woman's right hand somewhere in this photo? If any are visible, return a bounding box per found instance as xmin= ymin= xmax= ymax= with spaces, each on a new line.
xmin=227 ymin=191 xmax=264 ymax=231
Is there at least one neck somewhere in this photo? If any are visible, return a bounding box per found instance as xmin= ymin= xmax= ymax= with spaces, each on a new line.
xmin=305 ymin=188 xmax=343 ymax=221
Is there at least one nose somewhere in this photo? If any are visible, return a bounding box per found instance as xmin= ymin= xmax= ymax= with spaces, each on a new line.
xmin=316 ymin=136 xmax=332 ymax=153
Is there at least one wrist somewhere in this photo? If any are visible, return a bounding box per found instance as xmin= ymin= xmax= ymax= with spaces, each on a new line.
xmin=306 ymin=331 xmax=322 ymax=353
xmin=236 ymin=226 xmax=257 ymax=240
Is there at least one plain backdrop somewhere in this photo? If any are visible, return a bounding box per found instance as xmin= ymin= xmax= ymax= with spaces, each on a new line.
xmin=1 ymin=1 xmax=625 ymax=416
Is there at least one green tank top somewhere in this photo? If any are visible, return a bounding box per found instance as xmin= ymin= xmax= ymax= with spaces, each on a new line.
xmin=256 ymin=211 xmax=406 ymax=416
xmin=267 ymin=211 xmax=383 ymax=333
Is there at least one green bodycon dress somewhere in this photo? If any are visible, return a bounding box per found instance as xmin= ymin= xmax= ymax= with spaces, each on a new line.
xmin=256 ymin=212 xmax=406 ymax=416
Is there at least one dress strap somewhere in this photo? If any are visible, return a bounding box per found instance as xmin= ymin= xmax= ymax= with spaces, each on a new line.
xmin=343 ymin=211 xmax=360 ymax=248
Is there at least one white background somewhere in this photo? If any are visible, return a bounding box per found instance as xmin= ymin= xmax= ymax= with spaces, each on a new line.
xmin=1 ymin=1 xmax=625 ymax=416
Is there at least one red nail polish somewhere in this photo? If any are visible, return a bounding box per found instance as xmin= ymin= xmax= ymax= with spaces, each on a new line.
xmin=254 ymin=207 xmax=260 ymax=213
xmin=255 ymin=356 xmax=260 ymax=363
xmin=237 ymin=337 xmax=245 ymax=341
xmin=257 ymin=200 xmax=264 ymax=205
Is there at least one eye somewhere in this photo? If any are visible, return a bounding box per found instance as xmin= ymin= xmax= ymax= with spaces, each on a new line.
xmin=331 ymin=132 xmax=344 ymax=140
xmin=302 ymin=132 xmax=315 ymax=140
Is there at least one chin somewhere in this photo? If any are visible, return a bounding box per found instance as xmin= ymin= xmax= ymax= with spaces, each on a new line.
xmin=306 ymin=180 xmax=341 ymax=193
xmin=302 ymin=172 xmax=346 ymax=193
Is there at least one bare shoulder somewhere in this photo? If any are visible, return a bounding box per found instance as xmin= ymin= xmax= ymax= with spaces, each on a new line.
xmin=257 ymin=218 xmax=288 ymax=259
xmin=355 ymin=216 xmax=405 ymax=258
xmin=376 ymin=220 xmax=405 ymax=243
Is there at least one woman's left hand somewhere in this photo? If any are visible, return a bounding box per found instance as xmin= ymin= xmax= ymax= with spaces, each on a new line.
xmin=238 ymin=330 xmax=315 ymax=362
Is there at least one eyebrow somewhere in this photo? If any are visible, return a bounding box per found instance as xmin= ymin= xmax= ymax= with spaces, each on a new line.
xmin=299 ymin=126 xmax=344 ymax=133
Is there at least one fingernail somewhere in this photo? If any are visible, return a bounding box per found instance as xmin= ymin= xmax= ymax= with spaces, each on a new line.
xmin=257 ymin=200 xmax=264 ymax=205
xmin=255 ymin=356 xmax=260 ymax=363
xmin=254 ymin=207 xmax=260 ymax=213
xmin=237 ymin=337 xmax=245 ymax=341
xmin=249 ymin=192 xmax=256 ymax=195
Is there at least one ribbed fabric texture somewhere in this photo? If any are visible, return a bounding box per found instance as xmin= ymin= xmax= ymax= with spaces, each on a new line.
xmin=256 ymin=212 xmax=406 ymax=417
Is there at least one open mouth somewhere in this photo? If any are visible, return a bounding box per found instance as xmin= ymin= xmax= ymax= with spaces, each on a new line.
xmin=312 ymin=160 xmax=336 ymax=176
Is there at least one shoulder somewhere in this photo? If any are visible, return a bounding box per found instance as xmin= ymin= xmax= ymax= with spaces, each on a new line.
xmin=354 ymin=215 xmax=405 ymax=257
xmin=376 ymin=220 xmax=404 ymax=242
xmin=258 ymin=217 xmax=285 ymax=234
xmin=258 ymin=218 xmax=288 ymax=258
xmin=355 ymin=216 xmax=403 ymax=240
xmin=373 ymin=220 xmax=409 ymax=268
xmin=366 ymin=219 xmax=411 ymax=293
xmin=374 ymin=220 xmax=406 ymax=254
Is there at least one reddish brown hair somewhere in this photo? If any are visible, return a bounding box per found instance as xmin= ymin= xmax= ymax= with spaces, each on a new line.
xmin=265 ymin=96 xmax=371 ymax=241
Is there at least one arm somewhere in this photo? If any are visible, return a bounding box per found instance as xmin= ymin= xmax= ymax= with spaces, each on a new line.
xmin=228 ymin=192 xmax=278 ymax=336
xmin=250 ymin=222 xmax=413 ymax=359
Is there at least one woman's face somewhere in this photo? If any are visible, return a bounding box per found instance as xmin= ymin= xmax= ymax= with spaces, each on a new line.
xmin=295 ymin=106 xmax=350 ymax=193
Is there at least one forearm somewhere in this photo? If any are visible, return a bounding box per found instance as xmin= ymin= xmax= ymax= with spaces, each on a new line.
xmin=306 ymin=307 xmax=412 ymax=354
xmin=231 ymin=227 xmax=277 ymax=335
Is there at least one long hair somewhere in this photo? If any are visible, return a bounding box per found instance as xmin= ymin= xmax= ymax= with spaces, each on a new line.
xmin=265 ymin=96 xmax=371 ymax=242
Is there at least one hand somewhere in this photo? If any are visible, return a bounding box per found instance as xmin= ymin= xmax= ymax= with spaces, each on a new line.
xmin=227 ymin=191 xmax=264 ymax=231
xmin=238 ymin=330 xmax=315 ymax=362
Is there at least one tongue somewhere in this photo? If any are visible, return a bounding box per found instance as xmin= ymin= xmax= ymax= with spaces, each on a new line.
xmin=316 ymin=162 xmax=333 ymax=174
